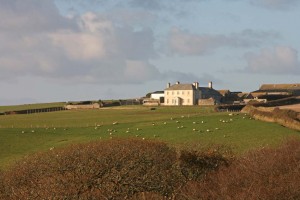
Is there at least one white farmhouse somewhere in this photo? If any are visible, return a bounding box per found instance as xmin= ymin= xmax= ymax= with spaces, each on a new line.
xmin=164 ymin=81 xmax=222 ymax=106
xmin=164 ymin=81 xmax=201 ymax=106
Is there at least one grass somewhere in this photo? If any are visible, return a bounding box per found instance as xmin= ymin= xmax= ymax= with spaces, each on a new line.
xmin=0 ymin=105 xmax=299 ymax=169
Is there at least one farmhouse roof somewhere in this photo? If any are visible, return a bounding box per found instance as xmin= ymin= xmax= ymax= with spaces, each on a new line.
xmin=165 ymin=84 xmax=197 ymax=90
xmin=199 ymin=87 xmax=222 ymax=97
xmin=259 ymin=84 xmax=300 ymax=91
xmin=152 ymin=91 xmax=164 ymax=94
xmin=218 ymin=90 xmax=230 ymax=96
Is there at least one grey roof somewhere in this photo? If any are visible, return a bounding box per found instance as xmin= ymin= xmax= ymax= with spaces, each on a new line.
xmin=165 ymin=84 xmax=196 ymax=90
xmin=199 ymin=87 xmax=222 ymax=97
xmin=259 ymin=84 xmax=300 ymax=91
xmin=152 ymin=91 xmax=164 ymax=94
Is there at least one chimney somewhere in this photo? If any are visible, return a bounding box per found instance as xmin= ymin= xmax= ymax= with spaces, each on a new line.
xmin=196 ymin=82 xmax=199 ymax=89
xmin=167 ymin=82 xmax=171 ymax=88
xmin=176 ymin=81 xmax=180 ymax=84
xmin=208 ymin=81 xmax=213 ymax=89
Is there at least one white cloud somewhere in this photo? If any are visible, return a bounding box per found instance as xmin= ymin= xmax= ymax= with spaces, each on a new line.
xmin=245 ymin=46 xmax=300 ymax=74
xmin=168 ymin=28 xmax=279 ymax=56
xmin=250 ymin=0 xmax=299 ymax=10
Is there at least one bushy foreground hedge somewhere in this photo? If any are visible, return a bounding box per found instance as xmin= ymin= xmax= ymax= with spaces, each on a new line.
xmin=0 ymin=138 xmax=299 ymax=199
xmin=0 ymin=139 xmax=228 ymax=199
xmin=177 ymin=137 xmax=300 ymax=200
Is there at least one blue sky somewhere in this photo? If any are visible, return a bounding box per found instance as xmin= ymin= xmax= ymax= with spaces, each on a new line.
xmin=0 ymin=0 xmax=300 ymax=105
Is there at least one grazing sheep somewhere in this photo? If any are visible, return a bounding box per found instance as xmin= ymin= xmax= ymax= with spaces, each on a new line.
xmin=49 ymin=147 xmax=54 ymax=151
xmin=136 ymin=128 xmax=140 ymax=131
xmin=109 ymin=132 xmax=113 ymax=135
xmin=206 ymin=129 xmax=210 ymax=132
xmin=164 ymin=122 xmax=167 ymax=125
xmin=215 ymin=128 xmax=219 ymax=130
xmin=193 ymin=128 xmax=196 ymax=131
xmin=94 ymin=127 xmax=98 ymax=130
xmin=201 ymin=121 xmax=204 ymax=124
xmin=135 ymin=134 xmax=139 ymax=137
xmin=142 ymin=137 xmax=145 ymax=140
xmin=126 ymin=130 xmax=130 ymax=133
xmin=176 ymin=121 xmax=180 ymax=123
xmin=193 ymin=122 xmax=197 ymax=124
xmin=21 ymin=131 xmax=25 ymax=133
xmin=112 ymin=121 xmax=118 ymax=125
xmin=31 ymin=130 xmax=35 ymax=133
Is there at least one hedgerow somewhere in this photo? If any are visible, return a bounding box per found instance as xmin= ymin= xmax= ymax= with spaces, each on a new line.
xmin=2 ymin=138 xmax=298 ymax=199
xmin=177 ymin=137 xmax=300 ymax=200
xmin=0 ymin=139 xmax=229 ymax=199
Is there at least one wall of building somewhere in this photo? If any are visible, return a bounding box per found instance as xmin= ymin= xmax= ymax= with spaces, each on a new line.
xmin=198 ymin=98 xmax=215 ymax=105
xmin=164 ymin=90 xmax=194 ymax=106
xmin=150 ymin=93 xmax=164 ymax=100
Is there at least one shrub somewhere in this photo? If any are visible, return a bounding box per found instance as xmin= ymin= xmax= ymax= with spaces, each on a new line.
xmin=177 ymin=137 xmax=300 ymax=200
xmin=2 ymin=139 xmax=183 ymax=199
xmin=178 ymin=145 xmax=232 ymax=181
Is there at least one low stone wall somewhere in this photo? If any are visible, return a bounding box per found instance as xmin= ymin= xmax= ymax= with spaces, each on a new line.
xmin=242 ymin=105 xmax=300 ymax=131
xmin=65 ymin=103 xmax=100 ymax=110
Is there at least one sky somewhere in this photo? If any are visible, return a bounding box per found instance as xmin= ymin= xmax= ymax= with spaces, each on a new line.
xmin=0 ymin=0 xmax=300 ymax=105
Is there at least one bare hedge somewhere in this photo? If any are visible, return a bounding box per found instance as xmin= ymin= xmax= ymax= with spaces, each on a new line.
xmin=0 ymin=139 xmax=229 ymax=199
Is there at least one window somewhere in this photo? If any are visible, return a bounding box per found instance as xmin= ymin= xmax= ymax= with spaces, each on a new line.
xmin=172 ymin=91 xmax=174 ymax=95
xmin=177 ymin=91 xmax=179 ymax=95
xmin=167 ymin=92 xmax=169 ymax=95
xmin=187 ymin=91 xmax=190 ymax=95
xmin=167 ymin=99 xmax=169 ymax=104
xmin=187 ymin=99 xmax=190 ymax=103
xmin=182 ymin=91 xmax=184 ymax=95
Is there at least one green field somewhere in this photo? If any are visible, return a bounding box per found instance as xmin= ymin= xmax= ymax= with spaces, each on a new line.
xmin=0 ymin=105 xmax=299 ymax=169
